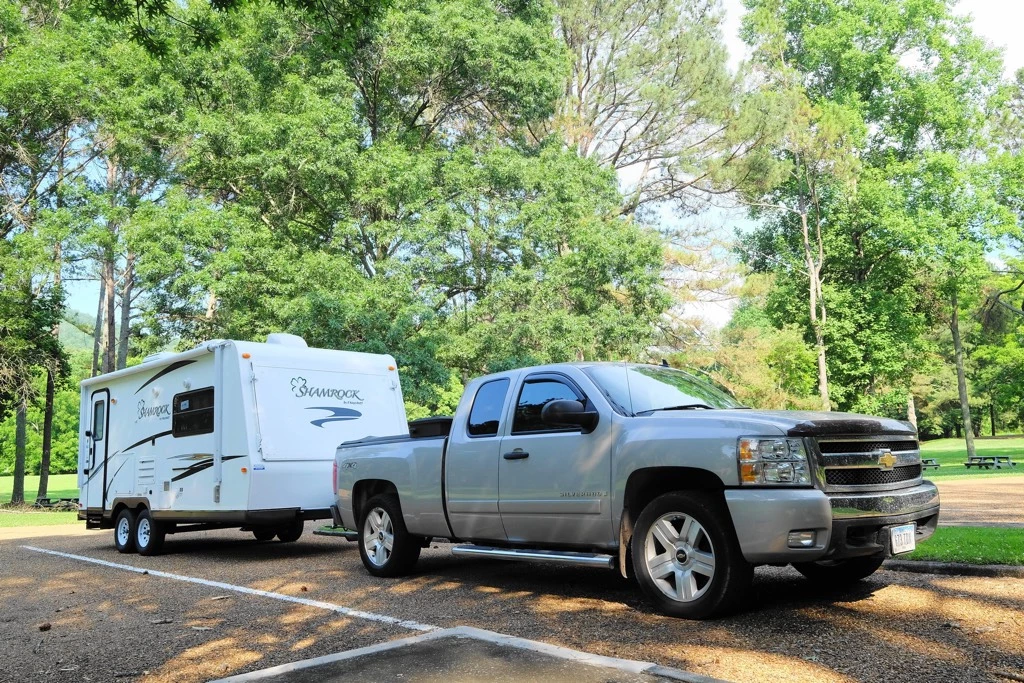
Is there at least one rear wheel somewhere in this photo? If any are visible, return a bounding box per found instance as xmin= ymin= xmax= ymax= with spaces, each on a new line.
xmin=135 ymin=509 xmax=166 ymax=556
xmin=358 ymin=494 xmax=420 ymax=577
xmin=631 ymin=492 xmax=752 ymax=619
xmin=792 ymin=554 xmax=885 ymax=584
xmin=114 ymin=508 xmax=137 ymax=554
xmin=252 ymin=527 xmax=277 ymax=542
xmin=276 ymin=519 xmax=304 ymax=543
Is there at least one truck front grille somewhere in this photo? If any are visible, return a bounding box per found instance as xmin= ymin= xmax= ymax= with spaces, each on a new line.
xmin=825 ymin=464 xmax=922 ymax=486
xmin=814 ymin=436 xmax=922 ymax=492
xmin=817 ymin=439 xmax=919 ymax=454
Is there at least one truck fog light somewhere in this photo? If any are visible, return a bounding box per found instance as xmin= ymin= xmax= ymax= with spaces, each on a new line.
xmin=787 ymin=530 xmax=816 ymax=548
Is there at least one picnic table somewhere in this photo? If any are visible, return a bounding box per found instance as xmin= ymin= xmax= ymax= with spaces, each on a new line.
xmin=921 ymin=458 xmax=940 ymax=470
xmin=963 ymin=455 xmax=1017 ymax=469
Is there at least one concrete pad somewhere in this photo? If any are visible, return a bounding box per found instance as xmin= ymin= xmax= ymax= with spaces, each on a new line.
xmin=210 ymin=627 xmax=719 ymax=683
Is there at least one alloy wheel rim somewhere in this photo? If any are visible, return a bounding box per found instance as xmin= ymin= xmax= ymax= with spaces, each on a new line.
xmin=363 ymin=507 xmax=394 ymax=567
xmin=644 ymin=512 xmax=716 ymax=603
xmin=117 ymin=518 xmax=130 ymax=546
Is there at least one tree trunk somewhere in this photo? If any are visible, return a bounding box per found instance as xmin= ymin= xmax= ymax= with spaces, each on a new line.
xmin=950 ymin=288 xmax=976 ymax=460
xmin=103 ymin=255 xmax=116 ymax=373
xmin=117 ymin=254 xmax=134 ymax=370
xmin=990 ymin=404 xmax=996 ymax=437
xmin=37 ymin=369 xmax=54 ymax=501
xmin=12 ymin=399 xmax=27 ymax=505
xmin=906 ymin=393 xmax=918 ymax=430
xmin=800 ymin=211 xmax=829 ymax=410
xmin=92 ymin=276 xmax=106 ymax=377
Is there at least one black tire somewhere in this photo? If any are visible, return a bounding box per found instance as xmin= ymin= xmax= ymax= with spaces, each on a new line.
xmin=276 ymin=518 xmax=304 ymax=543
xmin=358 ymin=494 xmax=421 ymax=578
xmin=631 ymin=492 xmax=753 ymax=619
xmin=792 ymin=554 xmax=885 ymax=584
xmin=114 ymin=508 xmax=137 ymax=554
xmin=135 ymin=509 xmax=166 ymax=556
xmin=253 ymin=527 xmax=277 ymax=542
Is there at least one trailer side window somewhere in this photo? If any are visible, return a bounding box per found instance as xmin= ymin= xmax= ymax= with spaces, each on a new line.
xmin=92 ymin=401 xmax=105 ymax=441
xmin=172 ymin=387 xmax=215 ymax=437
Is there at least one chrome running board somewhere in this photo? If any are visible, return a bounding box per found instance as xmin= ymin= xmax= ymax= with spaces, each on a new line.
xmin=451 ymin=545 xmax=616 ymax=569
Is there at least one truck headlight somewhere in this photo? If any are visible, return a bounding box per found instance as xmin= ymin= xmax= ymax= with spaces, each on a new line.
xmin=738 ymin=437 xmax=811 ymax=486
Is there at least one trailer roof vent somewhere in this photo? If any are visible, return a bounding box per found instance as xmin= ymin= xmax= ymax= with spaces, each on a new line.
xmin=143 ymin=351 xmax=177 ymax=364
xmin=266 ymin=333 xmax=308 ymax=348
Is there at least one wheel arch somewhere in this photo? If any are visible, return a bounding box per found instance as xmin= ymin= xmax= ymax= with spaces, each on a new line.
xmin=617 ymin=467 xmax=728 ymax=578
xmin=352 ymin=479 xmax=400 ymax=523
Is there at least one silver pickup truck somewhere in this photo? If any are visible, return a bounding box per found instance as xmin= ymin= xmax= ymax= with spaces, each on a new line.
xmin=333 ymin=363 xmax=939 ymax=619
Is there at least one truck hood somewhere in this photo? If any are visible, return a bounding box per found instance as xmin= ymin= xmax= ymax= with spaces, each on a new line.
xmin=714 ymin=409 xmax=916 ymax=437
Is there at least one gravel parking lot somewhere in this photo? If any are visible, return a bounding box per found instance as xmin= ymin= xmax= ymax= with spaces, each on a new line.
xmin=3 ymin=525 xmax=1023 ymax=683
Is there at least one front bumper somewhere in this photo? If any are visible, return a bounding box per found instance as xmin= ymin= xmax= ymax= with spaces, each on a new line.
xmin=725 ymin=481 xmax=940 ymax=564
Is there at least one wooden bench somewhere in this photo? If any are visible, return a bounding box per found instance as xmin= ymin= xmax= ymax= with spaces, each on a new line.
xmin=963 ymin=455 xmax=1017 ymax=469
xmin=921 ymin=458 xmax=940 ymax=470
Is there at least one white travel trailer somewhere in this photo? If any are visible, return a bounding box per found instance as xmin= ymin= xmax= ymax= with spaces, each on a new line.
xmin=77 ymin=334 xmax=408 ymax=555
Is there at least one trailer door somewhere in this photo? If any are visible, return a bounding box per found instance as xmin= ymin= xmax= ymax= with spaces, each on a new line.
xmin=84 ymin=389 xmax=110 ymax=511
xmin=252 ymin=364 xmax=405 ymax=461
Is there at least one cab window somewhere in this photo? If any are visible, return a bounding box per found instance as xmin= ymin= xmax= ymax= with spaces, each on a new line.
xmin=467 ymin=379 xmax=510 ymax=437
xmin=512 ymin=376 xmax=584 ymax=434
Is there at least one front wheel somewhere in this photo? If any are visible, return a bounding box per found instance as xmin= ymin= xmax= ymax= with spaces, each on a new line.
xmin=135 ymin=509 xmax=166 ymax=556
xmin=114 ymin=508 xmax=137 ymax=554
xmin=631 ymin=492 xmax=753 ymax=619
xmin=358 ymin=494 xmax=421 ymax=577
xmin=792 ymin=554 xmax=885 ymax=584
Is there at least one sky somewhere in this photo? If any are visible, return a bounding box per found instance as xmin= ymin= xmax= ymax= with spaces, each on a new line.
xmin=67 ymin=0 xmax=1024 ymax=325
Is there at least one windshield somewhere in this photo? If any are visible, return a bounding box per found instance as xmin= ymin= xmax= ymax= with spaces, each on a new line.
xmin=583 ymin=364 xmax=741 ymax=414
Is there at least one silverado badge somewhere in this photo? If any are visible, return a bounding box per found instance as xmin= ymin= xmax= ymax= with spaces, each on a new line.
xmin=876 ymin=451 xmax=897 ymax=470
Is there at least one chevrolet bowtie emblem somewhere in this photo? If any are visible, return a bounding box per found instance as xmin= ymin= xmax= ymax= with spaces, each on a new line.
xmin=877 ymin=451 xmax=897 ymax=470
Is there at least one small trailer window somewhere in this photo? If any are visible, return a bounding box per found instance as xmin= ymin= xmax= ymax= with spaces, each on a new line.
xmin=92 ymin=401 xmax=105 ymax=441
xmin=172 ymin=387 xmax=215 ymax=437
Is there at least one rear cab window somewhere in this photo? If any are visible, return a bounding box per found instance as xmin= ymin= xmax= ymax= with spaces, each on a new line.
xmin=467 ymin=379 xmax=510 ymax=437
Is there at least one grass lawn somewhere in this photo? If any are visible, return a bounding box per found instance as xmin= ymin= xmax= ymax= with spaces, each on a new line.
xmin=0 ymin=509 xmax=79 ymax=527
xmin=920 ymin=437 xmax=1024 ymax=479
xmin=904 ymin=526 xmax=1024 ymax=565
xmin=0 ymin=473 xmax=78 ymax=504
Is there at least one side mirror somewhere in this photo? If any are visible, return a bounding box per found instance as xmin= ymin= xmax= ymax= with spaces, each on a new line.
xmin=541 ymin=399 xmax=599 ymax=434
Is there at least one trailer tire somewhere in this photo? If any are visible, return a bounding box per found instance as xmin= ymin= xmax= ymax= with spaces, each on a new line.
xmin=135 ymin=509 xmax=166 ymax=556
xmin=631 ymin=492 xmax=752 ymax=619
xmin=276 ymin=519 xmax=304 ymax=543
xmin=252 ymin=527 xmax=277 ymax=542
xmin=114 ymin=508 xmax=137 ymax=554
xmin=358 ymin=494 xmax=420 ymax=578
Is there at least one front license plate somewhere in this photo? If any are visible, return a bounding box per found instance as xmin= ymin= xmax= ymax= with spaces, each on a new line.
xmin=890 ymin=523 xmax=916 ymax=555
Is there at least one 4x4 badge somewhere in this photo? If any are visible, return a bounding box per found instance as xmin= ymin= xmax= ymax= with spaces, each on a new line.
xmin=876 ymin=451 xmax=897 ymax=470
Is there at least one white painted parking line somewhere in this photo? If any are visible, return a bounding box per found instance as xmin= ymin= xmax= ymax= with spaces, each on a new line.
xmin=20 ymin=545 xmax=436 ymax=632
xmin=208 ymin=626 xmax=721 ymax=683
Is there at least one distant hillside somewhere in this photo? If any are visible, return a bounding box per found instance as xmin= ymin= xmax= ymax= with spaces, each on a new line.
xmin=59 ymin=319 xmax=94 ymax=352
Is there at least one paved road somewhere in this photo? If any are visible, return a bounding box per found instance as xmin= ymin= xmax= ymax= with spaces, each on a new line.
xmin=934 ymin=476 xmax=1024 ymax=527
xmin=4 ymin=526 xmax=1023 ymax=683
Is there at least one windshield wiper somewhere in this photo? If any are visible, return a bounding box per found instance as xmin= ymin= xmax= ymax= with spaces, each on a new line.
xmin=637 ymin=403 xmax=714 ymax=415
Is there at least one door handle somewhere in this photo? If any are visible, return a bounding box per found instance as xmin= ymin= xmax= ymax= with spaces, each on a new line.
xmin=503 ymin=451 xmax=529 ymax=460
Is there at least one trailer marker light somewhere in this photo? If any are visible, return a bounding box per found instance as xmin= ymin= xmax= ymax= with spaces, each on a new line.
xmin=388 ymin=365 xmax=396 ymax=371
xmin=240 ymin=467 xmax=248 ymax=473
xmin=242 ymin=352 xmax=251 ymax=359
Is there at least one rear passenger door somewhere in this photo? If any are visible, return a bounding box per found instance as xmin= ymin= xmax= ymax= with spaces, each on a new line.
xmin=444 ymin=377 xmax=514 ymax=542
xmin=497 ymin=372 xmax=613 ymax=548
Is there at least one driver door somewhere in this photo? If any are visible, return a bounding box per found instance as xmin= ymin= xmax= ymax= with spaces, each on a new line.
xmin=497 ymin=372 xmax=613 ymax=547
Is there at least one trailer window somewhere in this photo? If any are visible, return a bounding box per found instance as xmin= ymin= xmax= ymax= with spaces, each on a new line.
xmin=92 ymin=401 xmax=105 ymax=441
xmin=172 ymin=387 xmax=215 ymax=437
